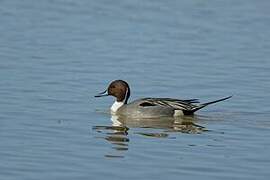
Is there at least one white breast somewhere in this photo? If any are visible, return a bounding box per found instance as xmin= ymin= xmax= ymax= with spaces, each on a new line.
xmin=111 ymin=101 xmax=124 ymax=113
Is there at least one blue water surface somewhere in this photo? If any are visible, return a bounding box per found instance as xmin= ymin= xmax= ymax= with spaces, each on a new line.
xmin=0 ymin=0 xmax=270 ymax=179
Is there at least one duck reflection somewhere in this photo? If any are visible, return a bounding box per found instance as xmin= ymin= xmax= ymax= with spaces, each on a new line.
xmin=110 ymin=114 xmax=207 ymax=134
xmin=92 ymin=124 xmax=129 ymax=157
xmin=93 ymin=114 xmax=207 ymax=158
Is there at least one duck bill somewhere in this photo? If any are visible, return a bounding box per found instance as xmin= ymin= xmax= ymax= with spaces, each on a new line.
xmin=94 ymin=90 xmax=109 ymax=97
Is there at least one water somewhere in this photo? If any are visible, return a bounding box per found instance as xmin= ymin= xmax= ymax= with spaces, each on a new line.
xmin=1 ymin=0 xmax=270 ymax=179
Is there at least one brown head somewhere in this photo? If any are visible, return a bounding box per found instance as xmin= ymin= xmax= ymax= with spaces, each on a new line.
xmin=95 ymin=80 xmax=131 ymax=104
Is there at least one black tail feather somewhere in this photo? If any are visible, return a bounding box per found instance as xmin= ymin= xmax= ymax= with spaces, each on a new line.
xmin=200 ymin=95 xmax=232 ymax=107
xmin=184 ymin=96 xmax=232 ymax=115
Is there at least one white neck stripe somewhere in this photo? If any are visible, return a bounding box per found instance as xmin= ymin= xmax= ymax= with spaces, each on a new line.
xmin=124 ymin=87 xmax=129 ymax=104
xmin=111 ymin=101 xmax=124 ymax=113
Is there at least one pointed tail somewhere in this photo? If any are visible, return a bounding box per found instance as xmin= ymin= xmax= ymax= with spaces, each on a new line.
xmin=190 ymin=95 xmax=232 ymax=113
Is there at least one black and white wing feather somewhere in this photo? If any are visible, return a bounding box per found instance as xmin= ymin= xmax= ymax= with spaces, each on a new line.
xmin=139 ymin=96 xmax=232 ymax=114
xmin=139 ymin=98 xmax=198 ymax=111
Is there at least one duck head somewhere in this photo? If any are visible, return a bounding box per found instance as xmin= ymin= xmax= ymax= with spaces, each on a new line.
xmin=95 ymin=80 xmax=131 ymax=104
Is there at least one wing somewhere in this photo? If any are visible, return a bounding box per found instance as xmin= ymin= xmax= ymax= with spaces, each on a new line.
xmin=139 ymin=98 xmax=199 ymax=111
xmin=138 ymin=96 xmax=232 ymax=115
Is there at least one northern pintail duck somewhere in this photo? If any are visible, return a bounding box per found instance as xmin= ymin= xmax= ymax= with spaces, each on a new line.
xmin=95 ymin=80 xmax=232 ymax=118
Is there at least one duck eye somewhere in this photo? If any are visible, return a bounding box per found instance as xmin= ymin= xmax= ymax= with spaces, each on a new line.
xmin=111 ymin=85 xmax=115 ymax=88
